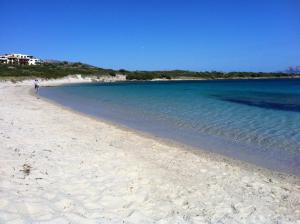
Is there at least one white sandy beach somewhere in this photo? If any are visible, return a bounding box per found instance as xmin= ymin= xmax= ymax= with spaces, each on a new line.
xmin=0 ymin=80 xmax=300 ymax=224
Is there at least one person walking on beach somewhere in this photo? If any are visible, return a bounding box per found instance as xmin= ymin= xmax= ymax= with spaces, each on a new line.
xmin=34 ymin=79 xmax=40 ymax=93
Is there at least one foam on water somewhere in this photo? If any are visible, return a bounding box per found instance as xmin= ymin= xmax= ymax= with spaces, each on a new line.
xmin=40 ymin=79 xmax=300 ymax=175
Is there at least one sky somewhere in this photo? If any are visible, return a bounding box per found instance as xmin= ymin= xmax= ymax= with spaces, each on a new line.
xmin=0 ymin=0 xmax=299 ymax=72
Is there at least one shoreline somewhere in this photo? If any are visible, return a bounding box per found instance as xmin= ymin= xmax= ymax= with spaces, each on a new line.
xmin=1 ymin=80 xmax=300 ymax=223
xmin=38 ymin=84 xmax=300 ymax=183
xmin=2 ymin=73 xmax=300 ymax=86
xmin=39 ymin=78 xmax=300 ymax=178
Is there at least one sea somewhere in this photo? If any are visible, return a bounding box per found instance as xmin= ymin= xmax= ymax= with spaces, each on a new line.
xmin=40 ymin=78 xmax=300 ymax=176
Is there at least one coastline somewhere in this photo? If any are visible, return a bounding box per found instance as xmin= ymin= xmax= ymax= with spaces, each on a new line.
xmin=2 ymin=73 xmax=300 ymax=86
xmin=39 ymin=78 xmax=300 ymax=177
xmin=38 ymin=82 xmax=299 ymax=182
xmin=0 ymin=80 xmax=300 ymax=223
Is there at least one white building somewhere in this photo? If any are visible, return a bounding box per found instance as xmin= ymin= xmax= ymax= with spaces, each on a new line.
xmin=28 ymin=58 xmax=42 ymax=65
xmin=0 ymin=55 xmax=8 ymax=64
xmin=0 ymin=53 xmax=42 ymax=65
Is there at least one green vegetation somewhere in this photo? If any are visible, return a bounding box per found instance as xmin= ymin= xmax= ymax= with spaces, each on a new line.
xmin=0 ymin=62 xmax=114 ymax=80
xmin=0 ymin=61 xmax=298 ymax=82
xmin=125 ymin=70 xmax=297 ymax=80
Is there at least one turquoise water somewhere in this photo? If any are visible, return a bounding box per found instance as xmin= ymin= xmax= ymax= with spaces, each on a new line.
xmin=40 ymin=79 xmax=300 ymax=175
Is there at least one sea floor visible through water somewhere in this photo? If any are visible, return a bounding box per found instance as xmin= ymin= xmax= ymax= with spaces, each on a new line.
xmin=40 ymin=79 xmax=300 ymax=176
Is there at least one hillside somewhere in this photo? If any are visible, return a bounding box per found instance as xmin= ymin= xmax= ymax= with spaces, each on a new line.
xmin=0 ymin=62 xmax=116 ymax=81
xmin=0 ymin=62 xmax=299 ymax=81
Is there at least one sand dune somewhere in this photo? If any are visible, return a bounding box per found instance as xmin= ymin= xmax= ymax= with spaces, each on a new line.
xmin=0 ymin=81 xmax=299 ymax=223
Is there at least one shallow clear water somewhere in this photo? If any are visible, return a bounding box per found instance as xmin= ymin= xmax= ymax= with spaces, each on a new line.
xmin=40 ymin=79 xmax=300 ymax=175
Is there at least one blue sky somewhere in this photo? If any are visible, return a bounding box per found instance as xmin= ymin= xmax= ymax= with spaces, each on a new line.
xmin=0 ymin=0 xmax=299 ymax=72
